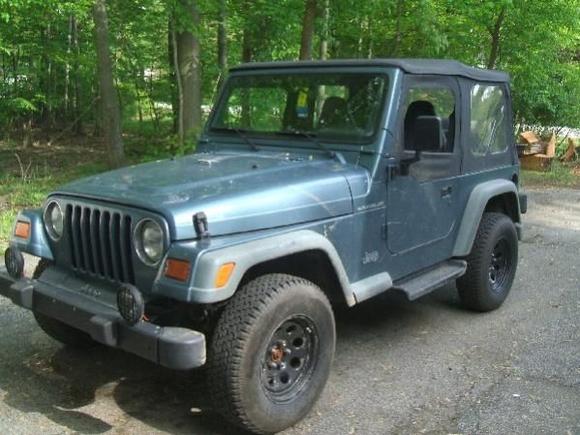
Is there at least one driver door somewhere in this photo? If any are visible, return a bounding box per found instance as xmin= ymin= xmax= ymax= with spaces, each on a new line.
xmin=386 ymin=76 xmax=461 ymax=268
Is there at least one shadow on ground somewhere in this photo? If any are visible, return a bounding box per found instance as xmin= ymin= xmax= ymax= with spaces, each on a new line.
xmin=0 ymin=286 xmax=461 ymax=434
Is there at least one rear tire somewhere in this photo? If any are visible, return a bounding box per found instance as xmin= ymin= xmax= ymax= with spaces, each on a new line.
xmin=33 ymin=260 xmax=95 ymax=348
xmin=207 ymin=273 xmax=335 ymax=434
xmin=457 ymin=212 xmax=518 ymax=312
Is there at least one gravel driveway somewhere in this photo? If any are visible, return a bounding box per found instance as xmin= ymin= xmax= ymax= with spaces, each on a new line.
xmin=0 ymin=187 xmax=578 ymax=434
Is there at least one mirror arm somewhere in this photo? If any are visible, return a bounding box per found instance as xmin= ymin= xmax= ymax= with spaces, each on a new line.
xmin=385 ymin=156 xmax=400 ymax=180
xmin=395 ymin=150 xmax=421 ymax=177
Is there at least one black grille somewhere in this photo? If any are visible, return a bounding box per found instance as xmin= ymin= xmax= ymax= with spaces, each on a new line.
xmin=65 ymin=204 xmax=135 ymax=284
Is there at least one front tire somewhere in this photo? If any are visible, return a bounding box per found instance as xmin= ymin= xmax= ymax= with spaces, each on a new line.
xmin=33 ymin=259 xmax=95 ymax=348
xmin=457 ymin=212 xmax=518 ymax=312
xmin=207 ymin=274 xmax=336 ymax=434
xmin=34 ymin=312 xmax=96 ymax=348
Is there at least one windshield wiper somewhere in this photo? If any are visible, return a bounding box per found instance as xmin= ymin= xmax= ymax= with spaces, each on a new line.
xmin=275 ymin=130 xmax=343 ymax=162
xmin=211 ymin=127 xmax=259 ymax=151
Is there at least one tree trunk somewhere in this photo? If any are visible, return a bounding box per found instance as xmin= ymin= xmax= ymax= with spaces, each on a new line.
xmin=173 ymin=0 xmax=202 ymax=145
xmin=38 ymin=26 xmax=49 ymax=126
xmin=217 ymin=0 xmax=228 ymax=74
xmin=393 ymin=0 xmax=404 ymax=56
xmin=319 ymin=0 xmax=329 ymax=59
xmin=357 ymin=16 xmax=363 ymax=57
xmin=136 ymin=67 xmax=145 ymax=125
xmin=167 ymin=21 xmax=179 ymax=134
xmin=93 ymin=84 xmax=101 ymax=136
xmin=45 ymin=24 xmax=56 ymax=128
xmin=65 ymin=14 xmax=73 ymax=118
xmin=241 ymin=17 xmax=252 ymax=127
xmin=170 ymin=22 xmax=184 ymax=146
xmin=299 ymin=0 xmax=317 ymax=60
xmin=72 ymin=16 xmax=83 ymax=135
xmin=23 ymin=119 xmax=32 ymax=148
xmin=146 ymin=68 xmax=161 ymax=130
xmin=93 ymin=0 xmax=124 ymax=167
xmin=242 ymin=27 xmax=253 ymax=63
xmin=487 ymin=7 xmax=506 ymax=69
xmin=367 ymin=15 xmax=373 ymax=58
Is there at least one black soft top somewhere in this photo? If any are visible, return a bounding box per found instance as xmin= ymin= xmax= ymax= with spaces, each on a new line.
xmin=231 ymin=58 xmax=509 ymax=83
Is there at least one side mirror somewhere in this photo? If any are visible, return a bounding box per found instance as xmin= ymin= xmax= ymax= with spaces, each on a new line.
xmin=408 ymin=116 xmax=443 ymax=152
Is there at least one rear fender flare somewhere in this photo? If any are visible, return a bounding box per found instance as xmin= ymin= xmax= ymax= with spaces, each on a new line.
xmin=453 ymin=179 xmax=521 ymax=257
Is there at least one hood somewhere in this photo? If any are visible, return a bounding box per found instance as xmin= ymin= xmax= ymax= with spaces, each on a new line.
xmin=54 ymin=151 xmax=362 ymax=240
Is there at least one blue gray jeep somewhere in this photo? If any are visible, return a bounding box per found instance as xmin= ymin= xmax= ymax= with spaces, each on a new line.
xmin=1 ymin=59 xmax=527 ymax=434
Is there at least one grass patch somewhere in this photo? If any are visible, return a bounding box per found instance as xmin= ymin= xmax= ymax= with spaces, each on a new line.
xmin=0 ymin=118 xmax=182 ymax=252
xmin=0 ymin=151 xmax=106 ymax=251
xmin=521 ymin=161 xmax=580 ymax=189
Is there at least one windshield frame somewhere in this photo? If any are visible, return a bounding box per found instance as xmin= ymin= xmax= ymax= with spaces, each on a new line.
xmin=205 ymin=66 xmax=394 ymax=150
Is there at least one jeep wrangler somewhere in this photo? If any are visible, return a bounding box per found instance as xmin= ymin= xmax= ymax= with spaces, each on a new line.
xmin=1 ymin=59 xmax=527 ymax=434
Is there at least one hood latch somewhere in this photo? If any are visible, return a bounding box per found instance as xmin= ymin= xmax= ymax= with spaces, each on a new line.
xmin=193 ymin=212 xmax=210 ymax=239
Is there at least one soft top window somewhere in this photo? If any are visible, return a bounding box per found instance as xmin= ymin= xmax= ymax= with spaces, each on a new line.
xmin=470 ymin=84 xmax=509 ymax=155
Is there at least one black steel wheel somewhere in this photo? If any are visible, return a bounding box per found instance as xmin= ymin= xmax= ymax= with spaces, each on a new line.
xmin=457 ymin=212 xmax=518 ymax=312
xmin=261 ymin=316 xmax=318 ymax=403
xmin=488 ymin=238 xmax=511 ymax=293
xmin=207 ymin=274 xmax=335 ymax=434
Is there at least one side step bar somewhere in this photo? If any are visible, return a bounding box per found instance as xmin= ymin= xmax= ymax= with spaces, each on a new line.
xmin=393 ymin=259 xmax=467 ymax=301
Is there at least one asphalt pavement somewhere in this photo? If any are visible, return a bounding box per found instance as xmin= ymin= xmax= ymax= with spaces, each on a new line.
xmin=0 ymin=187 xmax=578 ymax=434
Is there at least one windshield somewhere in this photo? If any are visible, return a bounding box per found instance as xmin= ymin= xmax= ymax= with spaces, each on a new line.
xmin=210 ymin=72 xmax=388 ymax=144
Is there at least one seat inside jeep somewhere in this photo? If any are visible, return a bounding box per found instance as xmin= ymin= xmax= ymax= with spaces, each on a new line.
xmin=318 ymin=96 xmax=350 ymax=129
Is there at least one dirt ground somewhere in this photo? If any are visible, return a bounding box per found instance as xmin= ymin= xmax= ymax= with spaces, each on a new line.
xmin=0 ymin=187 xmax=578 ymax=434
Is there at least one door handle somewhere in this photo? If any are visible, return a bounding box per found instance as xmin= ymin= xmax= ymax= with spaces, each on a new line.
xmin=440 ymin=186 xmax=453 ymax=197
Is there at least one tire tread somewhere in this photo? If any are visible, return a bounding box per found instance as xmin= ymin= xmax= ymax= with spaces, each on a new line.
xmin=207 ymin=273 xmax=331 ymax=434
xmin=457 ymin=212 xmax=517 ymax=311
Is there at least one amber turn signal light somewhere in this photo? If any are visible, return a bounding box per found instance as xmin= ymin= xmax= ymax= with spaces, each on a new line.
xmin=164 ymin=258 xmax=191 ymax=282
xmin=14 ymin=221 xmax=30 ymax=239
xmin=215 ymin=262 xmax=235 ymax=288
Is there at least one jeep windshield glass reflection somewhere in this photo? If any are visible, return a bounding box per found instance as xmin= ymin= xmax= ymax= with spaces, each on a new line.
xmin=210 ymin=73 xmax=388 ymax=144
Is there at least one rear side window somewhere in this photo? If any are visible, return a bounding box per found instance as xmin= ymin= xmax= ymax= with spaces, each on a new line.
xmin=470 ymin=84 xmax=508 ymax=155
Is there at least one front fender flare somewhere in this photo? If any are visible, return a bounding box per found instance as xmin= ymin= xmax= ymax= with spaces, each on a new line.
xmin=171 ymin=230 xmax=355 ymax=305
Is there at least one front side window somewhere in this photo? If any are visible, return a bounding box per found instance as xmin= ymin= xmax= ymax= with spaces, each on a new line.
xmin=403 ymin=86 xmax=456 ymax=153
xmin=470 ymin=84 xmax=508 ymax=155
xmin=211 ymin=72 xmax=388 ymax=144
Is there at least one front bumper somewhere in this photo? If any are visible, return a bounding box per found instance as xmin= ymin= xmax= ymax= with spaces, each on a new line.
xmin=0 ymin=266 xmax=206 ymax=370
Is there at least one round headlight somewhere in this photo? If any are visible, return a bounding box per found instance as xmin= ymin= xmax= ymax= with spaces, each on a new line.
xmin=135 ymin=219 xmax=165 ymax=266
xmin=44 ymin=201 xmax=64 ymax=240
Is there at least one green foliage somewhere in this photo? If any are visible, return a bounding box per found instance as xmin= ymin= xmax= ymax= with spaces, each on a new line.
xmin=1 ymin=0 xmax=578 ymax=249
xmin=0 ymin=0 xmax=578 ymax=142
